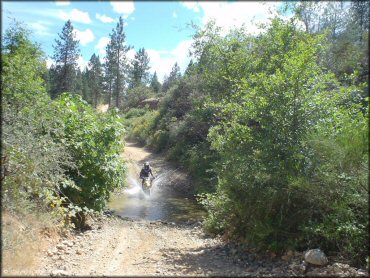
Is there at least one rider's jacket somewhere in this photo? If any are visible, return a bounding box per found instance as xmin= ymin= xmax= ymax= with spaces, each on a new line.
xmin=140 ymin=167 xmax=152 ymax=178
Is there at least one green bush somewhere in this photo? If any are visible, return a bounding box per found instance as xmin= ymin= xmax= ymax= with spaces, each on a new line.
xmin=149 ymin=129 xmax=170 ymax=152
xmin=2 ymin=21 xmax=73 ymax=226
xmin=127 ymin=110 xmax=159 ymax=145
xmin=299 ymin=110 xmax=368 ymax=264
xmin=199 ymin=18 xmax=368 ymax=266
xmin=125 ymin=107 xmax=147 ymax=119
xmin=55 ymin=94 xmax=126 ymax=215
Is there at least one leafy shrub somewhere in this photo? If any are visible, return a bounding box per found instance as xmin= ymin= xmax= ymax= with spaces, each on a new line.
xmin=299 ymin=109 xmax=368 ymax=264
xmin=55 ymin=94 xmax=126 ymax=217
xmin=149 ymin=129 xmax=170 ymax=152
xmin=200 ymin=17 xmax=368 ymax=266
xmin=126 ymin=110 xmax=159 ymax=145
xmin=2 ymin=21 xmax=73 ymax=226
xmin=125 ymin=107 xmax=147 ymax=119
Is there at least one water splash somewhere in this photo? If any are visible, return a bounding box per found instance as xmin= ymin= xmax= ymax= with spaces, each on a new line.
xmin=108 ymin=167 xmax=206 ymax=223
xmin=124 ymin=176 xmax=142 ymax=195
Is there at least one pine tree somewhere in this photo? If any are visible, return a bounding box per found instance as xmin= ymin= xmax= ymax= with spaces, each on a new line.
xmin=169 ymin=62 xmax=181 ymax=81
xmin=184 ymin=59 xmax=196 ymax=76
xmin=162 ymin=62 xmax=181 ymax=92
xmin=88 ymin=54 xmax=104 ymax=108
xmin=81 ymin=67 xmax=92 ymax=105
xmin=74 ymin=68 xmax=83 ymax=96
xmin=129 ymin=47 xmax=150 ymax=88
xmin=104 ymin=40 xmax=115 ymax=107
xmin=105 ymin=16 xmax=130 ymax=108
xmin=150 ymin=71 xmax=161 ymax=93
xmin=52 ymin=20 xmax=80 ymax=97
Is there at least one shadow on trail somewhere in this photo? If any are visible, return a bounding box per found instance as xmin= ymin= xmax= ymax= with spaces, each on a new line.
xmin=159 ymin=244 xmax=285 ymax=276
xmin=159 ymin=245 xmax=255 ymax=275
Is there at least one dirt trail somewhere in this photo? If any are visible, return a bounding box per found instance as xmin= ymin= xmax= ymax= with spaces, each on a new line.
xmin=36 ymin=142 xmax=367 ymax=277
xmin=38 ymin=142 xmax=252 ymax=276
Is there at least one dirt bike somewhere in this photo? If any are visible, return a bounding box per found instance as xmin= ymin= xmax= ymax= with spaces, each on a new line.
xmin=141 ymin=176 xmax=155 ymax=195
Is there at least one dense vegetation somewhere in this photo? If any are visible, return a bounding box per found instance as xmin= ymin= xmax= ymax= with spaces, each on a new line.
xmin=125 ymin=2 xmax=368 ymax=266
xmin=1 ymin=1 xmax=368 ymax=268
xmin=2 ymin=21 xmax=125 ymax=228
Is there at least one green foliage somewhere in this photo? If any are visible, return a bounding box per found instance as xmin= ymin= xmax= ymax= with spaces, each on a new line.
xmin=198 ymin=17 xmax=368 ymax=265
xmin=55 ymin=94 xmax=126 ymax=212
xmin=51 ymin=20 xmax=80 ymax=97
xmin=121 ymin=12 xmax=368 ymax=266
xmin=124 ymin=107 xmax=148 ymax=119
xmin=2 ymin=21 xmax=74 ymax=226
xmin=105 ymin=16 xmax=131 ymax=108
xmin=123 ymin=84 xmax=155 ymax=111
xmin=129 ymin=47 xmax=150 ymax=88
xmin=2 ymin=21 xmax=127 ymax=229
xmin=150 ymin=71 xmax=161 ymax=93
xmin=87 ymin=53 xmax=104 ymax=108
xmin=300 ymin=109 xmax=368 ymax=263
xmin=126 ymin=110 xmax=159 ymax=145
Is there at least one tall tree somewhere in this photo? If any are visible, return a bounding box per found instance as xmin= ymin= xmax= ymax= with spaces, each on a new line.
xmin=105 ymin=16 xmax=130 ymax=108
xmin=52 ymin=20 xmax=80 ymax=98
xmin=2 ymin=20 xmax=48 ymax=109
xmin=129 ymin=47 xmax=150 ymax=88
xmin=184 ymin=59 xmax=196 ymax=76
xmin=88 ymin=54 xmax=104 ymax=108
xmin=162 ymin=62 xmax=181 ymax=92
xmin=104 ymin=40 xmax=115 ymax=107
xmin=150 ymin=71 xmax=161 ymax=93
xmin=81 ymin=67 xmax=92 ymax=104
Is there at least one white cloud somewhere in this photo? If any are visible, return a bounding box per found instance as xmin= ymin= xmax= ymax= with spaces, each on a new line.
xmin=96 ymin=13 xmax=115 ymax=23
xmin=95 ymin=36 xmax=110 ymax=57
xmin=58 ymin=8 xmax=92 ymax=24
xmin=74 ymin=28 xmax=95 ymax=46
xmin=77 ymin=55 xmax=89 ymax=70
xmin=181 ymin=1 xmax=200 ymax=13
xmin=46 ymin=58 xmax=54 ymax=68
xmin=127 ymin=48 xmax=136 ymax=61
xmin=172 ymin=11 xmax=178 ymax=18
xmin=147 ymin=39 xmax=193 ymax=83
xmin=199 ymin=2 xmax=281 ymax=35
xmin=29 ymin=21 xmax=53 ymax=37
xmin=110 ymin=1 xmax=135 ymax=18
xmin=55 ymin=1 xmax=71 ymax=6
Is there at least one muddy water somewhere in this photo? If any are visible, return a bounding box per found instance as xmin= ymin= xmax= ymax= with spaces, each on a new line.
xmin=108 ymin=173 xmax=206 ymax=224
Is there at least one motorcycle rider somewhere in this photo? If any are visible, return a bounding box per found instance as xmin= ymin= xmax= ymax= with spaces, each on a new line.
xmin=140 ymin=161 xmax=155 ymax=186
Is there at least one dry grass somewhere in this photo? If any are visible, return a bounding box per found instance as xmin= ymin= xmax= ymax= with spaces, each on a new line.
xmin=2 ymin=209 xmax=62 ymax=276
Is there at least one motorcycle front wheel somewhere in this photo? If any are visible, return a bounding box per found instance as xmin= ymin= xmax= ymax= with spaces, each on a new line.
xmin=142 ymin=186 xmax=150 ymax=196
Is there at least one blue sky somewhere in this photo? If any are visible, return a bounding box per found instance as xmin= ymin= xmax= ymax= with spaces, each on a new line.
xmin=2 ymin=1 xmax=284 ymax=82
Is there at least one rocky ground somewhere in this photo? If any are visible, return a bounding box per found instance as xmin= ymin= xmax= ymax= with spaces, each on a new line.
xmin=3 ymin=140 xmax=368 ymax=277
xmin=35 ymin=213 xmax=368 ymax=277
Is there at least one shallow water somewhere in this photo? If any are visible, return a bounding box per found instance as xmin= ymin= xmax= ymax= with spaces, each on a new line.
xmin=108 ymin=173 xmax=206 ymax=224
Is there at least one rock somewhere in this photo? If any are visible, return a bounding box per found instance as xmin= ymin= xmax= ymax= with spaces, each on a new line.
xmin=332 ymin=263 xmax=350 ymax=270
xmin=286 ymin=250 xmax=294 ymax=257
xmin=306 ymin=268 xmax=322 ymax=277
xmin=304 ymin=249 xmax=328 ymax=266
xmin=76 ymin=249 xmax=82 ymax=255
xmin=290 ymin=263 xmax=306 ymax=275
xmin=281 ymin=255 xmax=290 ymax=261
xmin=356 ymin=269 xmax=368 ymax=276
xmin=63 ymin=240 xmax=74 ymax=247
xmin=51 ymin=269 xmax=68 ymax=276
xmin=56 ymin=244 xmax=65 ymax=250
